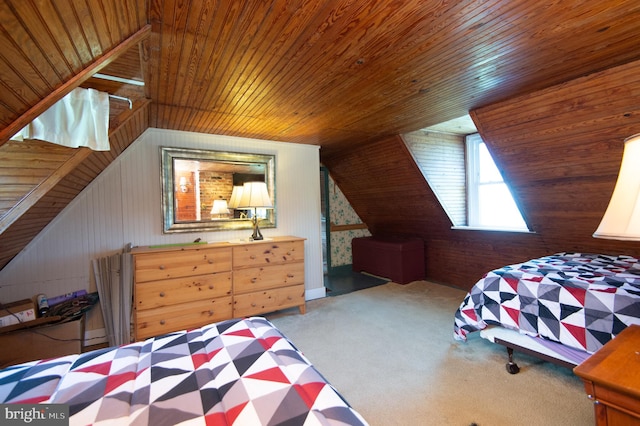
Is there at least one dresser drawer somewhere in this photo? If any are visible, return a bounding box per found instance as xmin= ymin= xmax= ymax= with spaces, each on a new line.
xmin=135 ymin=272 xmax=232 ymax=310
xmin=135 ymin=247 xmax=232 ymax=283
xmin=135 ymin=296 xmax=233 ymax=340
xmin=234 ymin=262 xmax=304 ymax=294
xmin=232 ymin=240 xmax=304 ymax=268
xmin=233 ymin=284 xmax=305 ymax=318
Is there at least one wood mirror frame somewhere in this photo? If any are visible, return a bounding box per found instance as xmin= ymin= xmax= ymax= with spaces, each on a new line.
xmin=161 ymin=147 xmax=276 ymax=233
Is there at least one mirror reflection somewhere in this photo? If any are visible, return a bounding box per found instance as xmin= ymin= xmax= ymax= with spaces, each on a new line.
xmin=161 ymin=147 xmax=276 ymax=233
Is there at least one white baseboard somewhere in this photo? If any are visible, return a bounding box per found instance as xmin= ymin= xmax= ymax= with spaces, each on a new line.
xmin=84 ymin=327 xmax=108 ymax=346
xmin=306 ymin=287 xmax=326 ymax=300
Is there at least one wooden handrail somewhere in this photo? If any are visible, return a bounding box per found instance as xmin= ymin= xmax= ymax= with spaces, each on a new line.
xmin=330 ymin=223 xmax=368 ymax=232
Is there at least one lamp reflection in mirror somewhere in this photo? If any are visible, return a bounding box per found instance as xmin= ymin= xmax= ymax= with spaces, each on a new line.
xmin=210 ymin=199 xmax=229 ymax=218
xmin=228 ymin=186 xmax=243 ymax=208
xmin=179 ymin=176 xmax=189 ymax=193
xmin=228 ymin=185 xmax=248 ymax=219
xmin=237 ymin=181 xmax=273 ymax=240
xmin=593 ymin=133 xmax=640 ymax=241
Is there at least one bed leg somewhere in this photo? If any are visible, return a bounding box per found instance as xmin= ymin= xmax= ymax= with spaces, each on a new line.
xmin=506 ymin=347 xmax=520 ymax=374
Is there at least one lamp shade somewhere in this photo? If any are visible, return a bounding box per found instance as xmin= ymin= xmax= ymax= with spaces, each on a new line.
xmin=593 ymin=133 xmax=640 ymax=240
xmin=228 ymin=185 xmax=244 ymax=209
xmin=237 ymin=181 xmax=273 ymax=208
xmin=210 ymin=199 xmax=229 ymax=215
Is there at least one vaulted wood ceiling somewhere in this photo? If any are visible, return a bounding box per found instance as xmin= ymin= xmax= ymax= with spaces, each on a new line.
xmin=1 ymin=1 xmax=640 ymax=276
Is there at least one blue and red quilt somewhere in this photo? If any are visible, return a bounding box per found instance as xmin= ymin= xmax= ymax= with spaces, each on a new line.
xmin=0 ymin=317 xmax=367 ymax=425
xmin=454 ymin=253 xmax=640 ymax=353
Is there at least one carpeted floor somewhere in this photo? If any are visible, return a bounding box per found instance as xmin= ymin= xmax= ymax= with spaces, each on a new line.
xmin=267 ymin=281 xmax=594 ymax=426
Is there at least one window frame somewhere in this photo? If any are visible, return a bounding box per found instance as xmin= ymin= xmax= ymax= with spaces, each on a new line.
xmin=463 ymin=133 xmax=530 ymax=232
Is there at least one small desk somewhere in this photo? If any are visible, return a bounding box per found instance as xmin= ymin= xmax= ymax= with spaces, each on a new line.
xmin=574 ymin=325 xmax=640 ymax=425
xmin=0 ymin=315 xmax=85 ymax=368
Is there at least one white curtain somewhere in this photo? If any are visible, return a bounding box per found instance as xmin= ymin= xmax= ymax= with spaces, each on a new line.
xmin=92 ymin=245 xmax=133 ymax=346
xmin=11 ymin=87 xmax=110 ymax=151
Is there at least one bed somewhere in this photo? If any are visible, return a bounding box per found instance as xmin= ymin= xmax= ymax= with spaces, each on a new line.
xmin=0 ymin=316 xmax=368 ymax=425
xmin=453 ymin=252 xmax=640 ymax=373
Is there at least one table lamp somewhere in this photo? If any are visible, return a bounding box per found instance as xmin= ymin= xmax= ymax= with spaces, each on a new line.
xmin=237 ymin=181 xmax=273 ymax=240
xmin=593 ymin=133 xmax=640 ymax=240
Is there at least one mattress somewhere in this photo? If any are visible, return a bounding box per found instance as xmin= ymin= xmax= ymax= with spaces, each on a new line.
xmin=0 ymin=317 xmax=368 ymax=425
xmin=453 ymin=252 xmax=640 ymax=354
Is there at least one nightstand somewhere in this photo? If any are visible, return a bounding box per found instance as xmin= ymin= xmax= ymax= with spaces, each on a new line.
xmin=574 ymin=325 xmax=640 ymax=425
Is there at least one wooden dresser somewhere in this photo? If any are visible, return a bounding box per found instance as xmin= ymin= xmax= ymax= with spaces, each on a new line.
xmin=232 ymin=238 xmax=306 ymax=317
xmin=574 ymin=325 xmax=640 ymax=425
xmin=132 ymin=236 xmax=305 ymax=340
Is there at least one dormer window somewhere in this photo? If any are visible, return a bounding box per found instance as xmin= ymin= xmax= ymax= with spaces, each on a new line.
xmin=404 ymin=115 xmax=530 ymax=232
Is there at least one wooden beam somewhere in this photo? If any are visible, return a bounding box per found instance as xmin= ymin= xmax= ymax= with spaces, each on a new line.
xmin=0 ymin=25 xmax=151 ymax=148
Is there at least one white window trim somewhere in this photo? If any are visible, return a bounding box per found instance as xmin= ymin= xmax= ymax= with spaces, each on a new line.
xmin=466 ymin=133 xmax=482 ymax=226
xmin=451 ymin=225 xmax=535 ymax=233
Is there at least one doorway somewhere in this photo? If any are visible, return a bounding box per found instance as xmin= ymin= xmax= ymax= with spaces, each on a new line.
xmin=320 ymin=166 xmax=331 ymax=275
xmin=320 ymin=167 xmax=388 ymax=296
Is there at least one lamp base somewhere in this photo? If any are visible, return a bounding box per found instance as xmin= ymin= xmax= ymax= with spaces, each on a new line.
xmin=250 ymin=216 xmax=264 ymax=241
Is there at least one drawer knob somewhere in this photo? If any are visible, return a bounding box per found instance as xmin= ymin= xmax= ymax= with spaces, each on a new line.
xmin=159 ymin=292 xmax=165 ymax=297
xmin=159 ymin=265 xmax=165 ymax=270
xmin=251 ymin=278 xmax=257 ymax=283
xmin=208 ymin=259 xmax=214 ymax=264
xmin=287 ymin=273 xmax=294 ymax=278
xmin=160 ymin=320 xmax=166 ymax=325
xmin=251 ymin=303 xmax=257 ymax=307
xmin=208 ymin=310 xmax=214 ymax=315
xmin=209 ymin=285 xmax=214 ymax=289
xmin=287 ymin=296 xmax=292 ymax=300
xmin=250 ymin=255 xmax=256 ymax=260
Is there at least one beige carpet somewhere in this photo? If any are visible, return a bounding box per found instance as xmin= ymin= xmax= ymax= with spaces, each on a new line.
xmin=267 ymin=281 xmax=594 ymax=426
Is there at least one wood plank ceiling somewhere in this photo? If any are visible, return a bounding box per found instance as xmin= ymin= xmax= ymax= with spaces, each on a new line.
xmin=1 ymin=0 xmax=640 ymax=274
xmin=147 ymin=0 xmax=640 ymax=156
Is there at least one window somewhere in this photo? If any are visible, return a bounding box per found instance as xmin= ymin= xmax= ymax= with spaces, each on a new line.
xmin=465 ymin=133 xmax=528 ymax=231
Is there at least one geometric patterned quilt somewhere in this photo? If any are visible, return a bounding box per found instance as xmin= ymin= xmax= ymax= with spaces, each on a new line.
xmin=454 ymin=253 xmax=640 ymax=354
xmin=0 ymin=317 xmax=368 ymax=425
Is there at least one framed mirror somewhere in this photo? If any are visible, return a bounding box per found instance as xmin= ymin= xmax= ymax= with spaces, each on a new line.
xmin=161 ymin=147 xmax=276 ymax=233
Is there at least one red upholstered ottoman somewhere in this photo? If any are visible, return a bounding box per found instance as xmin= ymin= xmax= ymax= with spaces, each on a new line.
xmin=351 ymin=236 xmax=425 ymax=284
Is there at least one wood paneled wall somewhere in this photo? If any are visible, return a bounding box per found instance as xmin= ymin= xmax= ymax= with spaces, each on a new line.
xmin=403 ymin=131 xmax=467 ymax=226
xmin=324 ymin=58 xmax=640 ymax=291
